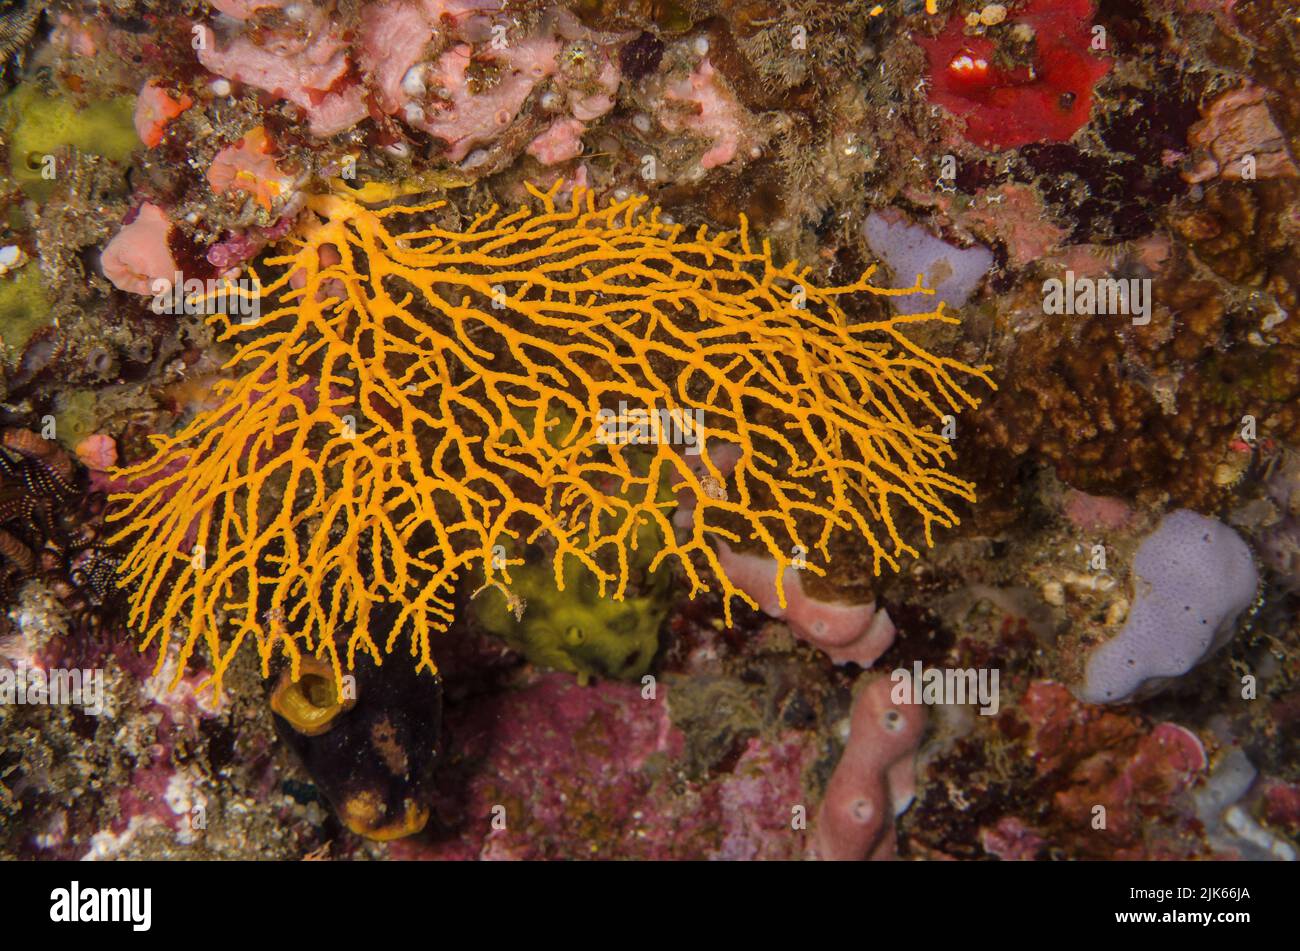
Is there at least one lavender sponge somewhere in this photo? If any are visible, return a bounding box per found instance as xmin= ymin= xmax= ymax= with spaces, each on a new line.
xmin=1081 ymin=510 xmax=1258 ymax=704
xmin=862 ymin=211 xmax=993 ymax=315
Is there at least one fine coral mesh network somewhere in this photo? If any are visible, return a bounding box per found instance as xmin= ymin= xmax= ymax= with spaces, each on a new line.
xmin=107 ymin=180 xmax=992 ymax=691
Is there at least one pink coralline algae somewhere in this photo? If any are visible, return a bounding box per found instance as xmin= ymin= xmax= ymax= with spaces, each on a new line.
xmin=1182 ymin=84 xmax=1300 ymax=184
xmin=1260 ymin=779 xmax=1300 ymax=839
xmin=100 ymin=202 xmax=177 ymax=296
xmin=1009 ymin=681 xmax=1210 ymax=858
xmin=81 ymin=656 xmax=236 ymax=859
xmin=814 ymin=674 xmax=926 ymax=860
xmin=386 ymin=672 xmax=815 ymax=860
xmin=711 ymin=733 xmax=818 ymax=860
xmin=953 ymin=183 xmax=1069 ymax=270
xmin=1116 ymin=723 xmax=1208 ymax=797
xmin=917 ymin=0 xmax=1111 ymax=150
xmin=21 ymin=630 xmax=237 ymax=859
xmin=980 ymin=816 xmax=1047 ymax=861
xmin=982 ymin=717 xmax=1208 ymax=860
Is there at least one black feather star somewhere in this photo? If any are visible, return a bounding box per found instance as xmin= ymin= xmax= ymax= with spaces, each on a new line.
xmin=0 ymin=1 xmax=44 ymax=87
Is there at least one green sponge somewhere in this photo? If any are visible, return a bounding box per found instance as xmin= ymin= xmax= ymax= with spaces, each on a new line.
xmin=476 ymin=543 xmax=671 ymax=684
xmin=0 ymin=261 xmax=50 ymax=360
xmin=2 ymin=83 xmax=137 ymax=197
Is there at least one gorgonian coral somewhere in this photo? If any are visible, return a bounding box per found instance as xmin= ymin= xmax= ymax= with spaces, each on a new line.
xmin=108 ymin=181 xmax=992 ymax=690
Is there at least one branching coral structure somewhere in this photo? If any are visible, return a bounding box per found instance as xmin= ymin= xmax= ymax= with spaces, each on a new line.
xmin=107 ymin=181 xmax=992 ymax=691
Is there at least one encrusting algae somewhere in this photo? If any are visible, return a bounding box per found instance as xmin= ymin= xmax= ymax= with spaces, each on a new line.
xmin=106 ymin=180 xmax=993 ymax=692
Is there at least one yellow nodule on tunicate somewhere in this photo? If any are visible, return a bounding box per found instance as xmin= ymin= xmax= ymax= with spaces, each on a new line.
xmin=270 ymin=658 xmax=354 ymax=735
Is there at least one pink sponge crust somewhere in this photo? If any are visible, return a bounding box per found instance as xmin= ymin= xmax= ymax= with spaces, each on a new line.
xmin=1062 ymin=488 xmax=1134 ymax=533
xmin=194 ymin=22 xmax=368 ymax=137
xmin=669 ymin=440 xmax=892 ymax=666
xmin=528 ymin=117 xmax=587 ymax=165
xmin=192 ymin=0 xmax=622 ymax=165
xmin=412 ymin=38 xmax=560 ymax=161
xmin=813 ymin=674 xmax=926 ymax=860
xmin=134 ymin=79 xmax=193 ymax=148
xmin=658 ymin=58 xmax=746 ymax=169
xmin=74 ymin=434 xmax=118 ymax=473
xmin=714 ymin=540 xmax=896 ymax=667
xmin=101 ymin=202 xmax=179 ymax=296
xmin=358 ymin=0 xmax=443 ymax=115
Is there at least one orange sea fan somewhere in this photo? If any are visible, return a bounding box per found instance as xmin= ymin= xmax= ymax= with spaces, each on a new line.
xmin=107 ymin=180 xmax=993 ymax=692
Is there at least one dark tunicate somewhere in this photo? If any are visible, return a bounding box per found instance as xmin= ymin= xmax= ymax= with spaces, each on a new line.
xmin=13 ymin=329 xmax=61 ymax=390
xmin=1014 ymin=70 xmax=1197 ymax=244
xmin=271 ymin=639 xmax=443 ymax=841
xmin=127 ymin=337 xmax=153 ymax=364
xmin=620 ymin=32 xmax=664 ymax=81
xmin=166 ymin=230 xmax=217 ymax=283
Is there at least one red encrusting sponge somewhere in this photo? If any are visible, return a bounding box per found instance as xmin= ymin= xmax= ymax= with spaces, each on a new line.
xmin=917 ymin=0 xmax=1112 ymax=150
